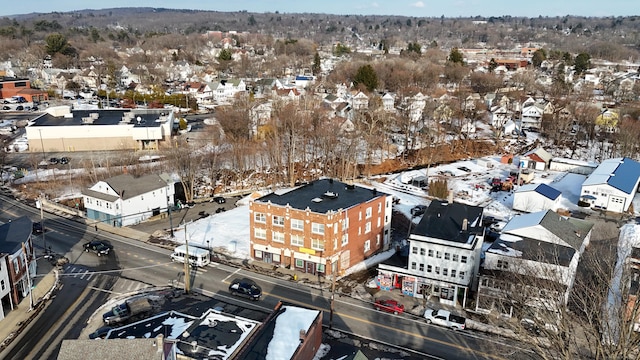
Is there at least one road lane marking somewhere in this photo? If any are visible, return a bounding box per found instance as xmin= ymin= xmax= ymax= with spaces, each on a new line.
xmin=221 ymin=268 xmax=240 ymax=283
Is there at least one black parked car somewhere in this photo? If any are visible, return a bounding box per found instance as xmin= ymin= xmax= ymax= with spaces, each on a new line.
xmin=83 ymin=240 xmax=113 ymax=256
xmin=59 ymin=157 xmax=70 ymax=164
xmin=88 ymin=326 xmax=113 ymax=339
xmin=49 ymin=157 xmax=59 ymax=164
xmin=410 ymin=205 xmax=427 ymax=216
xmin=212 ymin=196 xmax=226 ymax=204
xmin=229 ymin=279 xmax=262 ymax=301
xmin=32 ymin=222 xmax=44 ymax=234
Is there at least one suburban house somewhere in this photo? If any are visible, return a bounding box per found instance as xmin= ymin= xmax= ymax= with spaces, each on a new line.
xmin=82 ymin=173 xmax=175 ymax=227
xmin=0 ymin=216 xmax=35 ymax=314
xmin=381 ymin=93 xmax=395 ymax=112
xmin=378 ymin=201 xmax=485 ymax=308
xmin=512 ymin=183 xmax=562 ymax=213
xmin=351 ymin=91 xmax=369 ymax=110
xmin=520 ymin=147 xmax=553 ymax=170
xmin=26 ymin=107 xmax=175 ymax=152
xmin=0 ymin=253 xmax=11 ymax=321
xmin=0 ymin=76 xmax=49 ymax=103
xmin=580 ymin=157 xmax=640 ymax=213
xmin=520 ymin=97 xmax=553 ymax=130
xmin=490 ymin=105 xmax=512 ymax=130
xmin=476 ymin=210 xmax=594 ymax=326
xmin=249 ymin=178 xmax=392 ymax=276
xmin=212 ymin=79 xmax=247 ymax=104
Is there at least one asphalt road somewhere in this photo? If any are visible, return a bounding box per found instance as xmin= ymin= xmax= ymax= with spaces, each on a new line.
xmin=0 ymin=193 xmax=534 ymax=360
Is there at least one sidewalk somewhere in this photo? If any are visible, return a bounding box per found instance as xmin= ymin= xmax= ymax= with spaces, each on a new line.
xmin=0 ymin=249 xmax=59 ymax=356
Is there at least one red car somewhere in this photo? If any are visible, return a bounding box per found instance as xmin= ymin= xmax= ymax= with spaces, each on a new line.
xmin=374 ymin=299 xmax=405 ymax=315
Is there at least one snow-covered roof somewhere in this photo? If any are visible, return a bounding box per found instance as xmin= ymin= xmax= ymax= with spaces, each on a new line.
xmin=266 ymin=306 xmax=320 ymax=360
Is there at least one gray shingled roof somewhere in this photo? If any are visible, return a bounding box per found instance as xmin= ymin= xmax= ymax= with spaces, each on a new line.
xmin=0 ymin=216 xmax=32 ymax=254
xmin=539 ymin=211 xmax=593 ymax=250
xmin=57 ymin=338 xmax=165 ymax=360
xmin=88 ymin=173 xmax=170 ymax=201
xmin=412 ymin=201 xmax=484 ymax=244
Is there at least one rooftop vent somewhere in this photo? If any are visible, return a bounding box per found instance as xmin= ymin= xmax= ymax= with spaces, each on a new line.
xmin=346 ymin=184 xmax=355 ymax=190
xmin=323 ymin=191 xmax=338 ymax=199
xmin=312 ymin=197 xmax=323 ymax=203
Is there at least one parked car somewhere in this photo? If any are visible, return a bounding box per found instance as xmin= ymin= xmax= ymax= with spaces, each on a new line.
xmin=2 ymin=106 xmax=9 ymax=110
xmin=411 ymin=205 xmax=427 ymax=216
xmin=15 ymin=105 xmax=23 ymax=111
xmin=457 ymin=166 xmax=472 ymax=173
xmin=212 ymin=196 xmax=226 ymax=204
xmin=103 ymin=297 xmax=153 ymax=325
xmin=424 ymin=308 xmax=466 ymax=330
xmin=59 ymin=157 xmax=70 ymax=164
xmin=88 ymin=326 xmax=113 ymax=339
xmin=374 ymin=299 xmax=405 ymax=315
xmin=49 ymin=157 xmax=59 ymax=164
xmin=228 ymin=279 xmax=261 ymax=301
xmin=32 ymin=222 xmax=44 ymax=234
xmin=83 ymin=240 xmax=113 ymax=256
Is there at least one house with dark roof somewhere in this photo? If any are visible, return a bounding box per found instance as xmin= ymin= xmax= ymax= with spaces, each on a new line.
xmin=25 ymin=107 xmax=175 ymax=152
xmin=0 ymin=216 xmax=35 ymax=313
xmin=580 ymin=157 xmax=640 ymax=213
xmin=378 ymin=200 xmax=485 ymax=308
xmin=58 ymin=335 xmax=173 ymax=360
xmin=512 ymin=183 xmax=561 ymax=213
xmin=250 ymin=178 xmax=392 ymax=276
xmin=82 ymin=173 xmax=175 ymax=227
xmin=476 ymin=210 xmax=594 ymax=326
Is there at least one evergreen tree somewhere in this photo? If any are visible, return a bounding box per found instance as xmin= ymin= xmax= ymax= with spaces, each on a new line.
xmin=574 ymin=53 xmax=591 ymax=75
xmin=353 ymin=64 xmax=378 ymax=92
xmin=531 ymin=49 xmax=546 ymax=68
xmin=218 ymin=48 xmax=233 ymax=61
xmin=312 ymin=52 xmax=321 ymax=76
xmin=447 ymin=48 xmax=464 ymax=65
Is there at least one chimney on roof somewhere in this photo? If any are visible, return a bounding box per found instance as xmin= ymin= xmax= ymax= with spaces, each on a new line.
xmin=299 ymin=329 xmax=307 ymax=342
xmin=462 ymin=218 xmax=468 ymax=231
xmin=448 ymin=191 xmax=453 ymax=204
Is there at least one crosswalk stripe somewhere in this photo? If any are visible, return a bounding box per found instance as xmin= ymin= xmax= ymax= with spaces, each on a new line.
xmin=79 ymin=271 xmax=89 ymax=280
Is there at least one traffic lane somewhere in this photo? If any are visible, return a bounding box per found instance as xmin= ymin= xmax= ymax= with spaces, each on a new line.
xmin=192 ymin=264 xmax=515 ymax=360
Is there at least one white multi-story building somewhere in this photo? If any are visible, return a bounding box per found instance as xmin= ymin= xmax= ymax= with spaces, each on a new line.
xmin=378 ymin=200 xmax=484 ymax=308
xmin=82 ymin=173 xmax=175 ymax=227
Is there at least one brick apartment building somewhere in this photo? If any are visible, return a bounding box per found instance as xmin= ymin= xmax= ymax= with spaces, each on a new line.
xmin=249 ymin=178 xmax=392 ymax=276
xmin=0 ymin=77 xmax=48 ymax=103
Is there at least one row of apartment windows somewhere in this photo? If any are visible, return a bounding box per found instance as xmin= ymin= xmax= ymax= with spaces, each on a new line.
xmin=411 ymin=262 xmax=466 ymax=280
xmin=255 ymin=227 xmax=379 ymax=254
xmin=85 ymin=197 xmax=119 ymax=210
xmin=255 ymin=213 xmax=379 ymax=236
xmin=254 ymin=229 xmax=326 ymax=251
xmin=411 ymin=247 xmax=468 ymax=263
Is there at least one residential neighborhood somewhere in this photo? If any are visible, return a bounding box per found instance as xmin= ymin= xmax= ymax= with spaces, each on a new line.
xmin=0 ymin=4 xmax=639 ymax=360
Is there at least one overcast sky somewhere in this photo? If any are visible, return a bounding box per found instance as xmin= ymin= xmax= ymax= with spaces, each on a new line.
xmin=0 ymin=0 xmax=637 ymax=18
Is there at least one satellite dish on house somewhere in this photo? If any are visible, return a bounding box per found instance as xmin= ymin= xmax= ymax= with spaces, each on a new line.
xmin=136 ymin=116 xmax=142 ymax=124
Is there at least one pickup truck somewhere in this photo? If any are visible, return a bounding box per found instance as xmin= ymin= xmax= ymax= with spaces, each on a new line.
xmin=424 ymin=308 xmax=466 ymax=330
xmin=103 ymin=297 xmax=153 ymax=325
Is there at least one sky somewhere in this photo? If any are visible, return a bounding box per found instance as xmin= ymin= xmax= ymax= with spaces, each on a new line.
xmin=0 ymin=0 xmax=637 ymax=18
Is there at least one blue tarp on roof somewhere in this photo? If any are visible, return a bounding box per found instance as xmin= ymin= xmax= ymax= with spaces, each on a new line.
xmin=534 ymin=183 xmax=561 ymax=200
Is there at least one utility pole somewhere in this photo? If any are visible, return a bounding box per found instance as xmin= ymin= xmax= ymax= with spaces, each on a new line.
xmin=183 ymin=223 xmax=190 ymax=294
xmin=40 ymin=194 xmax=46 ymax=254
xmin=330 ymin=270 xmax=336 ymax=329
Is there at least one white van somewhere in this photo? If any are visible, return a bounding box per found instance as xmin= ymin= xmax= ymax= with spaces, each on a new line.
xmin=171 ymin=245 xmax=210 ymax=267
